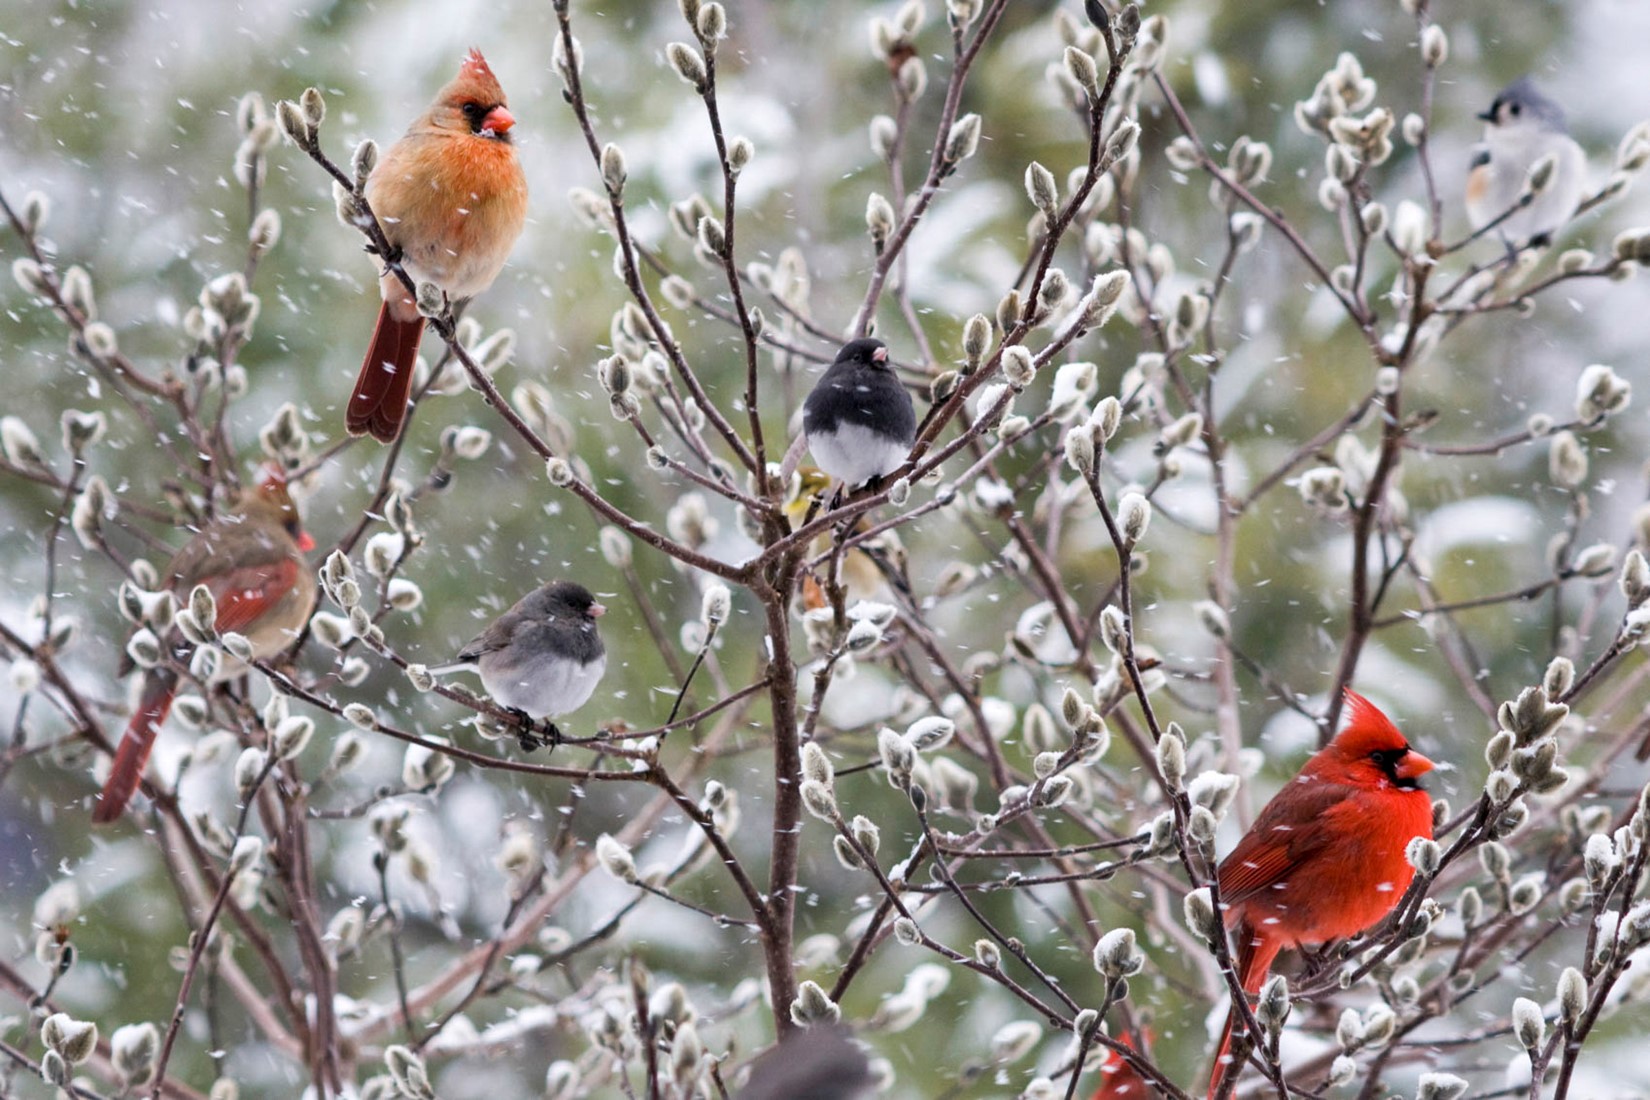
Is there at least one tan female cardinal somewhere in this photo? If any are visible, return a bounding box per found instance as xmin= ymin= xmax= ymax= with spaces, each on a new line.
xmin=1207 ymin=691 xmax=1435 ymax=1097
xmin=93 ymin=475 xmax=318 ymax=824
xmin=349 ymin=49 xmax=528 ymax=442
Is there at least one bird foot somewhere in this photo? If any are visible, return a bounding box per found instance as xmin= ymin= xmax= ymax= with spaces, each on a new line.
xmin=511 ymin=712 xmax=562 ymax=753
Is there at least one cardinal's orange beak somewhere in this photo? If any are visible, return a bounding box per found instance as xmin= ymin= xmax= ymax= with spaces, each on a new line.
xmin=297 ymin=531 xmax=316 ymax=553
xmin=1395 ymin=747 xmax=1436 ymax=780
xmin=482 ymin=106 xmax=516 ymax=135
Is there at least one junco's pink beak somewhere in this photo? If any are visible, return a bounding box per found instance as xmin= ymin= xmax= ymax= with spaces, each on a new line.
xmin=589 ymin=602 xmax=607 ymax=618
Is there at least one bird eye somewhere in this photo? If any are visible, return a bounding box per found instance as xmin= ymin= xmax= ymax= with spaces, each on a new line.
xmin=1509 ymin=103 xmax=1522 ymax=117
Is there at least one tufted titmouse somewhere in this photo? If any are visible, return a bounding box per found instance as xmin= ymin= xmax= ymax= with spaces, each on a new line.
xmin=1465 ymin=77 xmax=1587 ymax=248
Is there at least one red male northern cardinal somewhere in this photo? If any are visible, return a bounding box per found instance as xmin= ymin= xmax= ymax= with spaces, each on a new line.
xmin=348 ymin=49 xmax=528 ymax=442
xmin=1207 ymin=691 xmax=1435 ymax=1097
xmin=93 ymin=474 xmax=318 ymax=823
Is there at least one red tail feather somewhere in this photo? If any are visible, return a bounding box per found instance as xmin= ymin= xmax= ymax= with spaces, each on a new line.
xmin=348 ymin=304 xmax=424 ymax=442
xmin=93 ymin=672 xmax=177 ymax=824
xmin=1208 ymin=922 xmax=1282 ymax=1099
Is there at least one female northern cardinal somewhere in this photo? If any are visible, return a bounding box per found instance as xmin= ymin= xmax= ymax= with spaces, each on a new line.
xmin=1207 ymin=691 xmax=1435 ymax=1097
xmin=94 ymin=475 xmax=318 ymax=824
xmin=349 ymin=49 xmax=528 ymax=442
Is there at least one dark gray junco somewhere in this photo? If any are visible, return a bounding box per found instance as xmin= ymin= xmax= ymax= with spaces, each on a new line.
xmin=1466 ymin=78 xmax=1586 ymax=247
xmin=431 ymin=580 xmax=606 ymax=748
xmin=802 ymin=337 xmax=916 ymax=490
xmin=737 ymin=1026 xmax=875 ymax=1100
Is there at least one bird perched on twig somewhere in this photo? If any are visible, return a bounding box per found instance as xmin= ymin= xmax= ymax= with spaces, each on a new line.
xmin=802 ymin=337 xmax=916 ymax=491
xmin=430 ymin=581 xmax=606 ymax=750
xmin=349 ymin=49 xmax=529 ymax=442
xmin=1206 ymin=691 xmax=1436 ymax=1098
xmin=95 ymin=471 xmax=317 ymax=824
xmin=1465 ymin=77 xmax=1587 ymax=248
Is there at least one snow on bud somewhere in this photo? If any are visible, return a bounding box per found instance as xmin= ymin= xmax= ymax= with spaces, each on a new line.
xmin=865 ymin=192 xmax=896 ymax=247
xmin=545 ymin=456 xmax=574 ymax=486
xmin=1091 ymin=927 xmax=1143 ymax=980
xmin=790 ymin=980 xmax=841 ymax=1026
xmin=1001 ymin=345 xmax=1036 ymax=388
xmin=1575 ymin=363 xmax=1631 ymax=420
xmin=1526 ymin=153 xmax=1558 ymax=198
xmin=596 ymin=834 xmax=638 ymax=883
xmin=1511 ymin=997 xmax=1545 ymax=1049
xmin=1025 ymin=161 xmax=1059 ymax=216
xmin=1065 ymin=429 xmax=1096 ymax=475
xmin=363 ymin=531 xmax=405 ymax=579
xmin=1573 ymin=542 xmax=1617 ymax=578
xmin=945 ymin=113 xmax=982 ymax=163
xmin=1155 ymin=727 xmax=1186 ymax=789
xmin=666 ymin=42 xmax=708 ymax=91
xmin=727 ymin=135 xmax=754 ymax=175
xmin=907 ymin=716 xmax=954 ymax=752
xmin=272 ymin=715 xmax=315 ymax=760
xmin=71 ymin=475 xmax=113 ymax=548
xmin=599 ymin=142 xmax=627 ymax=195
xmin=1 ymin=416 xmax=46 ymax=467
xmin=1416 ymin=1072 xmax=1469 ymax=1100
xmin=1420 ymin=24 xmax=1448 ymax=66
xmin=1064 ymin=46 xmax=1100 ymax=95
xmin=1105 ymin=119 xmax=1140 ymax=163
xmin=385 ymin=1046 xmax=433 ymax=1100
xmin=1392 ymin=200 xmax=1428 ymax=254
xmin=60 ymin=409 xmax=106 ymax=454
xmin=109 ymin=1022 xmax=159 ymax=1086
xmin=20 ymin=190 xmax=49 ymax=235
xmin=310 ymin=611 xmax=352 ymax=650
xmin=230 ymin=835 xmax=263 ymax=876
xmin=1117 ymin=491 xmax=1151 ymax=546
xmin=990 ymin=1020 xmax=1042 ymax=1063
xmin=878 ymin=727 xmax=916 ymax=784
xmin=892 ymin=917 xmax=920 ymax=945
xmin=1327 ymin=1056 xmax=1357 ymax=1088
xmin=188 ymin=584 xmax=219 ymax=636
xmin=1549 ymin=430 xmax=1588 ymax=488
xmin=1557 ymin=966 xmax=1587 ymax=1024
xmin=700 ymin=583 xmax=731 ymax=628
xmin=1183 ymin=886 xmax=1218 ymax=942
xmin=1406 ymin=836 xmax=1441 ymax=876
xmin=1584 ymin=832 xmax=1617 ymax=888
xmin=342 ymin=702 xmax=376 ymax=730
xmin=233 ymin=746 xmax=268 ymax=800
xmin=798 ymin=778 xmax=838 ymax=821
xmin=42 ymin=1014 xmax=98 ymax=1065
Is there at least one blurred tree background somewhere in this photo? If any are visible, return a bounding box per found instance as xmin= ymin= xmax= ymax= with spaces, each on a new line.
xmin=4 ymin=0 xmax=1650 ymax=1096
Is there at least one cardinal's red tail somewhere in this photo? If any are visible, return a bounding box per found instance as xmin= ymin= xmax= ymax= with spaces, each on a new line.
xmin=1208 ymin=921 xmax=1282 ymax=1099
xmin=93 ymin=671 xmax=178 ymax=824
xmin=347 ymin=304 xmax=425 ymax=443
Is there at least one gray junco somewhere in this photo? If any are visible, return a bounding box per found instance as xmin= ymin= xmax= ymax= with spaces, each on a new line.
xmin=802 ymin=337 xmax=916 ymax=490
xmin=1465 ymin=77 xmax=1586 ymax=248
xmin=737 ymin=1026 xmax=875 ymax=1100
xmin=431 ymin=580 xmax=606 ymax=749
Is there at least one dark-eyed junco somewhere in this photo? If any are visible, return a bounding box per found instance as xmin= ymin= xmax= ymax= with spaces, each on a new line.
xmin=431 ymin=580 xmax=606 ymax=748
xmin=1466 ymin=77 xmax=1586 ymax=247
xmin=802 ymin=337 xmax=916 ymax=490
xmin=737 ymin=1026 xmax=875 ymax=1100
